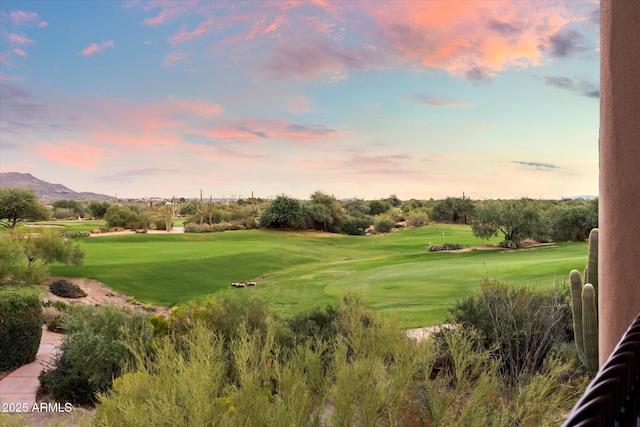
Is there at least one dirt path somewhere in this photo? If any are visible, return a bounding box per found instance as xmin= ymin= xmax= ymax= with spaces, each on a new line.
xmin=43 ymin=277 xmax=170 ymax=317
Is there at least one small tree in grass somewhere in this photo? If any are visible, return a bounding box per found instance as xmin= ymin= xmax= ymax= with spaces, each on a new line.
xmin=471 ymin=198 xmax=542 ymax=247
xmin=0 ymin=229 xmax=85 ymax=288
xmin=0 ymin=187 xmax=49 ymax=230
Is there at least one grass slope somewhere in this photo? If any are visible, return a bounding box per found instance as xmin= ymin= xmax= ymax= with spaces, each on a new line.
xmin=51 ymin=225 xmax=587 ymax=328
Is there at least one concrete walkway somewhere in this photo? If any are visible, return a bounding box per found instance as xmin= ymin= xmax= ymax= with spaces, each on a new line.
xmin=0 ymin=326 xmax=63 ymax=407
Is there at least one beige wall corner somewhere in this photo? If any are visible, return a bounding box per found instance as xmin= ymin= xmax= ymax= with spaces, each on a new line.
xmin=599 ymin=0 xmax=640 ymax=365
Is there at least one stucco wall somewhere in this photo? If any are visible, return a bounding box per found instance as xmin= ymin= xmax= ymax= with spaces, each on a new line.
xmin=599 ymin=0 xmax=640 ymax=364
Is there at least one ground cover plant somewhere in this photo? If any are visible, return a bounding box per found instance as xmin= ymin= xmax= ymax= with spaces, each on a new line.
xmin=50 ymin=225 xmax=588 ymax=328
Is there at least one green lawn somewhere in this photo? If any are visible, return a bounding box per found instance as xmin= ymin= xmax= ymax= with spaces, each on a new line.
xmin=50 ymin=225 xmax=587 ymax=328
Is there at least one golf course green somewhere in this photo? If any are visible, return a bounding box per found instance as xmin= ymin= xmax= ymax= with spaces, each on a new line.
xmin=50 ymin=224 xmax=587 ymax=327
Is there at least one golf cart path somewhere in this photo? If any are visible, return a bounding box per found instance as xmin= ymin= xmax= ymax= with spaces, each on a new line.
xmin=0 ymin=326 xmax=63 ymax=407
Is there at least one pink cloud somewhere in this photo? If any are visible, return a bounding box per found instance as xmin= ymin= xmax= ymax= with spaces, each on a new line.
xmin=163 ymin=50 xmax=189 ymax=67
xmin=37 ymin=21 xmax=48 ymax=28
xmin=8 ymin=33 xmax=33 ymax=45
xmin=79 ymin=40 xmax=115 ymax=56
xmin=12 ymin=49 xmax=27 ymax=58
xmin=34 ymin=139 xmax=110 ymax=169
xmin=6 ymin=10 xmax=38 ymax=25
xmin=190 ymin=116 xmax=338 ymax=146
xmin=169 ymin=18 xmax=214 ymax=45
xmin=414 ymin=95 xmax=472 ymax=108
xmin=285 ymin=96 xmax=312 ymax=115
xmin=143 ymin=9 xmax=174 ymax=26
xmin=165 ymin=97 xmax=223 ymax=116
xmin=74 ymin=96 xmax=224 ymax=152
xmin=360 ymin=1 xmax=571 ymax=79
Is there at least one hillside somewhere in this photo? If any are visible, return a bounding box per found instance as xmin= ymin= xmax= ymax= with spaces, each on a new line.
xmin=0 ymin=172 xmax=112 ymax=201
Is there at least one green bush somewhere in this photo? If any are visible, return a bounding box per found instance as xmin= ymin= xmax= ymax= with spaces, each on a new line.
xmin=406 ymin=211 xmax=429 ymax=227
xmin=59 ymin=231 xmax=91 ymax=238
xmin=184 ymin=223 xmax=216 ymax=233
xmin=428 ymin=242 xmax=463 ymax=252
xmin=340 ymin=215 xmax=371 ymax=235
xmin=374 ymin=216 xmax=395 ymax=233
xmin=49 ymin=279 xmax=87 ymax=298
xmin=0 ymin=294 xmax=43 ymax=370
xmin=93 ymin=295 xmax=583 ymax=426
xmin=38 ymin=304 xmax=153 ymax=403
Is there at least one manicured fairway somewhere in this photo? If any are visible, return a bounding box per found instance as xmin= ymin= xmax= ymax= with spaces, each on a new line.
xmin=51 ymin=225 xmax=587 ymax=328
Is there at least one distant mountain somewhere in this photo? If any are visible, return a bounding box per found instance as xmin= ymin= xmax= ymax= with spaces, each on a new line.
xmin=0 ymin=172 xmax=113 ymax=201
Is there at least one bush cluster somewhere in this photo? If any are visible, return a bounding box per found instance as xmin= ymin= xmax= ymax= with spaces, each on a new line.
xmin=184 ymin=223 xmax=223 ymax=233
xmin=406 ymin=211 xmax=429 ymax=227
xmin=49 ymin=279 xmax=87 ymax=298
xmin=42 ymin=300 xmax=68 ymax=332
xmin=38 ymin=304 xmax=153 ymax=404
xmin=374 ymin=216 xmax=395 ymax=233
xmin=90 ymin=294 xmax=584 ymax=426
xmin=447 ymin=279 xmax=573 ymax=383
xmin=59 ymin=231 xmax=91 ymax=238
xmin=428 ymin=242 xmax=463 ymax=251
xmin=184 ymin=222 xmax=246 ymax=233
xmin=0 ymin=295 xmax=43 ymax=370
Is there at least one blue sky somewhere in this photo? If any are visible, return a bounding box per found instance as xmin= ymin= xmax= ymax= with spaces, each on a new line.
xmin=0 ymin=0 xmax=600 ymax=200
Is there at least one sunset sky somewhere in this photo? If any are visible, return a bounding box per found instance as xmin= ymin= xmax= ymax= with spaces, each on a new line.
xmin=0 ymin=0 xmax=600 ymax=200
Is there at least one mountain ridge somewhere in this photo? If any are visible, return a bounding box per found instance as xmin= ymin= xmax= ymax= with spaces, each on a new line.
xmin=0 ymin=172 xmax=113 ymax=201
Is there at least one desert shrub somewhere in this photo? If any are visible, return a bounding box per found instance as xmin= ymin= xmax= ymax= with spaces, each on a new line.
xmin=43 ymin=303 xmax=67 ymax=332
xmin=49 ymin=279 xmax=87 ymax=298
xmin=148 ymin=315 xmax=169 ymax=337
xmin=183 ymin=222 xmax=225 ymax=233
xmin=447 ymin=279 xmax=572 ymax=384
xmin=47 ymin=317 xmax=63 ymax=332
xmin=154 ymin=219 xmax=167 ymax=230
xmin=59 ymin=231 xmax=91 ymax=238
xmin=53 ymin=208 xmax=76 ymax=220
xmin=0 ymin=295 xmax=43 ymax=370
xmin=406 ymin=211 xmax=429 ymax=227
xmin=53 ymin=300 xmax=69 ymax=311
xmin=87 ymin=201 xmax=111 ymax=219
xmin=104 ymin=204 xmax=147 ymax=230
xmin=243 ymin=216 xmax=257 ymax=229
xmin=287 ymin=304 xmax=339 ymax=343
xmin=38 ymin=304 xmax=153 ymax=403
xmin=368 ymin=199 xmax=391 ymax=216
xmin=184 ymin=223 xmax=206 ymax=233
xmin=94 ymin=295 xmax=582 ymax=427
xmin=374 ymin=216 xmax=395 ymax=233
xmin=38 ymin=345 xmax=97 ymax=405
xmin=222 ymin=222 xmax=245 ymax=231
xmin=340 ymin=215 xmax=371 ymax=235
xmin=428 ymin=242 xmax=463 ymax=252
xmin=42 ymin=305 xmax=61 ymax=322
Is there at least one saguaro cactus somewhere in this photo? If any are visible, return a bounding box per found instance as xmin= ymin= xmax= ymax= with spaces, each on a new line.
xmin=570 ymin=228 xmax=599 ymax=375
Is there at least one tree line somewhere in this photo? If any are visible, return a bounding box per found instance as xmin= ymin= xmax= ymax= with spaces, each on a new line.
xmin=1 ymin=187 xmax=598 ymax=246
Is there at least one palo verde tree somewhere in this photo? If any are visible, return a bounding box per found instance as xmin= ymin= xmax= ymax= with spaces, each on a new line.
xmin=87 ymin=201 xmax=111 ymax=219
xmin=0 ymin=187 xmax=49 ymax=230
xmin=259 ymin=195 xmax=305 ymax=229
xmin=0 ymin=229 xmax=86 ymax=288
xmin=471 ymin=198 xmax=542 ymax=248
xmin=304 ymin=191 xmax=345 ymax=233
xmin=431 ymin=195 xmax=476 ymax=224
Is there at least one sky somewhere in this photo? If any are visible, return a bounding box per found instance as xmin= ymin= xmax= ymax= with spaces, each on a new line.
xmin=0 ymin=0 xmax=600 ymax=200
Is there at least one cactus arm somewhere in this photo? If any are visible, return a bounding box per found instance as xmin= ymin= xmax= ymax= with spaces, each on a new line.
xmin=570 ymin=269 xmax=586 ymax=366
xmin=581 ymin=283 xmax=599 ymax=375
xmin=586 ymin=229 xmax=598 ymax=296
